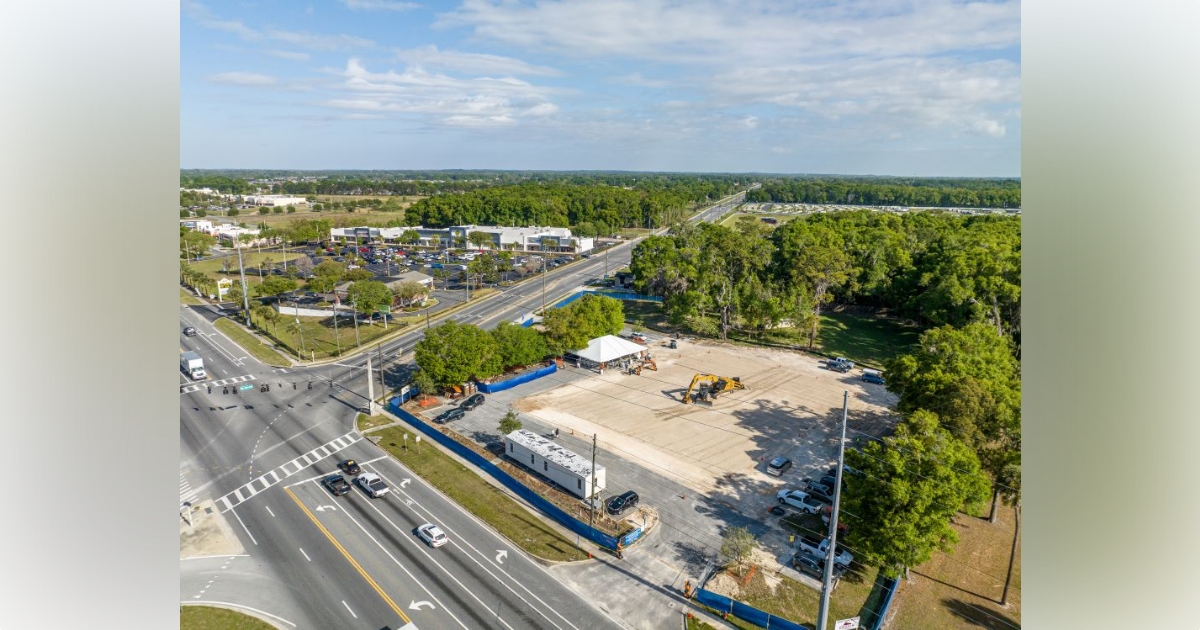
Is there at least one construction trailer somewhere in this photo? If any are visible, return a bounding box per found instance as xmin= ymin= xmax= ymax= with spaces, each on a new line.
xmin=504 ymin=429 xmax=607 ymax=499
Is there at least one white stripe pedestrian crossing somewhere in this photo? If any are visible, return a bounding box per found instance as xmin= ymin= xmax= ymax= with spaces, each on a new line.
xmin=179 ymin=472 xmax=200 ymax=509
xmin=216 ymin=432 xmax=361 ymax=512
xmin=180 ymin=374 xmax=257 ymax=395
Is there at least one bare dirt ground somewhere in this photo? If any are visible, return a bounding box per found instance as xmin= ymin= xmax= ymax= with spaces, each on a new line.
xmin=516 ymin=337 xmax=900 ymax=495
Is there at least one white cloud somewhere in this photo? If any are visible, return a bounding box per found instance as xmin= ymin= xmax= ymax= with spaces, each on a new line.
xmin=742 ymin=116 xmax=758 ymax=129
xmin=182 ymin=1 xmax=260 ymax=40
xmin=610 ymin=73 xmax=671 ymax=88
xmin=208 ymin=72 xmax=278 ymax=86
xmin=267 ymin=50 xmax=310 ymax=61
xmin=395 ymin=45 xmax=564 ymax=77
xmin=265 ymin=28 xmax=375 ymax=51
xmin=340 ymin=0 xmax=420 ymax=11
xmin=321 ymin=59 xmax=560 ymax=127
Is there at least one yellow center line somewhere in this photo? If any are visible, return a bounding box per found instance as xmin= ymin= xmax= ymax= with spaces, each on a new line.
xmin=284 ymin=487 xmax=413 ymax=625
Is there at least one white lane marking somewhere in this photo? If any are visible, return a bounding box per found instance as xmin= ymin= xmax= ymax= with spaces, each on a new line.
xmin=369 ymin=462 xmax=586 ymax=630
xmin=185 ymin=601 xmax=295 ymax=627
xmin=299 ymin=548 xmax=311 ymax=562
xmin=342 ymin=601 xmax=357 ymax=619
xmin=331 ymin=493 xmax=473 ymax=630
xmin=264 ymin=505 xmax=275 ymax=518
xmin=228 ymin=507 xmax=258 ymax=546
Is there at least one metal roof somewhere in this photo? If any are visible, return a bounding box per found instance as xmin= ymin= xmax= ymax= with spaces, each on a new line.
xmin=505 ymin=429 xmax=604 ymax=477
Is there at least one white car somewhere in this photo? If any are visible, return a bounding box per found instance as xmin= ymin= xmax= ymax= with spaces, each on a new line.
xmin=776 ymin=489 xmax=824 ymax=514
xmin=355 ymin=472 xmax=390 ymax=498
xmin=417 ymin=523 xmax=448 ymax=548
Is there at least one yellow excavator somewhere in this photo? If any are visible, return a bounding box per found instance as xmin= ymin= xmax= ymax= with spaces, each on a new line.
xmin=683 ymin=374 xmax=745 ymax=404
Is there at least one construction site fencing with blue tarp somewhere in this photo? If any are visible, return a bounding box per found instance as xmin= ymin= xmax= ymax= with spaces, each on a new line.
xmin=693 ymin=589 xmax=811 ymax=630
xmin=386 ymin=397 xmax=620 ymax=551
xmin=476 ymin=362 xmax=557 ymax=394
xmin=867 ymin=577 xmax=900 ymax=630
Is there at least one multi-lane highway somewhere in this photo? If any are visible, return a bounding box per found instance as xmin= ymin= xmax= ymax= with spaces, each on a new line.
xmin=179 ymin=190 xmax=745 ymax=629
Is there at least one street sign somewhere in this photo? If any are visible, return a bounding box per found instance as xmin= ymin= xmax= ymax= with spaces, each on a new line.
xmin=835 ymin=617 xmax=860 ymax=630
xmin=378 ymin=305 xmax=390 ymax=313
xmin=239 ymin=383 xmax=255 ymax=391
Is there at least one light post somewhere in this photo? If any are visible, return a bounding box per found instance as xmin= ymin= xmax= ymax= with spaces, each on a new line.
xmin=332 ymin=299 xmax=342 ymax=356
xmin=351 ymin=300 xmax=361 ymax=347
xmin=235 ymin=238 xmax=252 ymax=328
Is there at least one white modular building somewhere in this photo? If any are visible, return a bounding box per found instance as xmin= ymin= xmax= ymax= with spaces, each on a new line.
xmin=503 ymin=429 xmax=606 ymax=499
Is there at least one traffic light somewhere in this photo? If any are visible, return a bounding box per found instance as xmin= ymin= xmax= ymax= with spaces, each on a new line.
xmin=207 ymin=385 xmax=212 ymax=394
xmin=307 ymin=381 xmax=312 ymax=389
xmin=293 ymin=382 xmax=296 ymax=390
xmin=223 ymin=387 xmax=228 ymax=394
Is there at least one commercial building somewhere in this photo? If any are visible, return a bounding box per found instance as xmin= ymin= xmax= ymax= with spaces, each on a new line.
xmin=239 ymin=195 xmax=308 ymax=207
xmin=503 ymin=429 xmax=606 ymax=499
xmin=329 ymin=225 xmax=594 ymax=254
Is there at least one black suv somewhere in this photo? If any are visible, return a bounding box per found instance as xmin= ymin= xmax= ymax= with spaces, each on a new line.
xmin=606 ymin=490 xmax=639 ymax=515
xmin=183 ymin=327 xmax=198 ymax=337
xmin=434 ymin=407 xmax=466 ymax=424
xmin=461 ymin=393 xmax=485 ymax=411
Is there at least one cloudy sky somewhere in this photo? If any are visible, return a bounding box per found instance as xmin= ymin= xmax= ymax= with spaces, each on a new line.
xmin=181 ymin=0 xmax=1020 ymax=176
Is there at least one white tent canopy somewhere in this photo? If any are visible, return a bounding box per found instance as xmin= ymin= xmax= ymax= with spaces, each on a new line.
xmin=567 ymin=334 xmax=646 ymax=364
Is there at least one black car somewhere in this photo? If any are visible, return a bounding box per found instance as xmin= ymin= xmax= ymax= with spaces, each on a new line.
xmin=461 ymin=393 xmax=485 ymax=411
xmin=791 ymin=551 xmax=846 ymax=582
xmin=183 ymin=326 xmax=198 ymax=337
xmin=322 ymin=474 xmax=351 ymax=496
xmin=606 ymin=490 xmax=639 ymax=515
xmin=434 ymin=407 xmax=466 ymax=424
xmin=338 ymin=459 xmax=361 ymax=476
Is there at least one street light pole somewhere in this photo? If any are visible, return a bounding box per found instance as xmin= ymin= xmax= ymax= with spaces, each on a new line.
xmin=816 ymin=391 xmax=850 ymax=630
xmin=235 ymin=238 xmax=251 ymax=327
xmin=541 ymin=257 xmax=547 ymax=314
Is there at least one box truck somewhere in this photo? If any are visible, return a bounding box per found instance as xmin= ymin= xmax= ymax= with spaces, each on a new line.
xmin=181 ymin=351 xmax=206 ymax=380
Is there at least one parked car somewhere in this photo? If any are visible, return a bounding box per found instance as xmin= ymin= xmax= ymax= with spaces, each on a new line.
xmin=322 ymin=474 xmax=351 ymax=496
xmin=766 ymin=456 xmax=793 ymax=477
xmin=776 ymin=489 xmax=824 ymax=514
xmin=338 ymin=459 xmax=361 ymax=475
xmin=606 ymin=490 xmax=639 ymax=515
xmin=416 ymin=523 xmax=449 ymax=548
xmin=461 ymin=393 xmax=485 ymax=411
xmin=861 ymin=369 xmax=886 ymax=384
xmin=826 ymin=357 xmax=854 ymax=373
xmin=797 ymin=535 xmax=853 ymax=567
xmin=183 ymin=326 xmax=198 ymax=337
xmin=803 ymin=478 xmax=835 ymax=503
xmin=433 ymin=407 xmax=466 ymax=424
xmin=355 ymin=472 xmax=390 ymax=498
xmin=792 ymin=550 xmax=846 ymax=582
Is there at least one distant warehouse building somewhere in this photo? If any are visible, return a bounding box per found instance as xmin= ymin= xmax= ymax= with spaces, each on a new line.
xmin=504 ymin=429 xmax=606 ymax=499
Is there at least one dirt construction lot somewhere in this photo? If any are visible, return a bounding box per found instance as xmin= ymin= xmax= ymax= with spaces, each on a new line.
xmin=516 ymin=336 xmax=900 ymax=495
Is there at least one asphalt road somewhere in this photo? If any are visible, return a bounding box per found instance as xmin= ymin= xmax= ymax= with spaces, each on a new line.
xmin=178 ymin=191 xmax=746 ymax=629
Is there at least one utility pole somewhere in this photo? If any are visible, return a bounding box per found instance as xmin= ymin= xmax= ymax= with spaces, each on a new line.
xmin=589 ymin=433 xmax=598 ymax=528
xmin=816 ymin=391 xmax=850 ymax=630
xmin=541 ymin=256 xmax=547 ymax=314
xmin=235 ymin=238 xmax=251 ymax=327
xmin=332 ymin=301 xmax=341 ymax=356
xmin=351 ymin=301 xmax=361 ymax=347
xmin=365 ymin=356 xmax=379 ymax=415
xmin=377 ymin=343 xmax=386 ymax=400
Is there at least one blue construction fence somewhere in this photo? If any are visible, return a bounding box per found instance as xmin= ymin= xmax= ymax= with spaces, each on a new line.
xmin=693 ymin=589 xmax=810 ymax=630
xmin=386 ymin=397 xmax=620 ymax=551
xmin=477 ymin=362 xmax=557 ymax=393
xmin=867 ymin=577 xmax=900 ymax=630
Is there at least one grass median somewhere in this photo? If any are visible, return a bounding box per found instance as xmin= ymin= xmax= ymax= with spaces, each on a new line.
xmin=213 ymin=318 xmax=290 ymax=366
xmin=180 ymin=606 xmax=276 ymax=630
xmin=180 ymin=287 xmax=204 ymax=305
xmin=371 ymin=425 xmax=589 ymax=562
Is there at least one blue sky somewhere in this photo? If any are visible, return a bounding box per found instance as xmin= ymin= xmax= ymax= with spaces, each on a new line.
xmin=181 ymin=0 xmax=1021 ymax=176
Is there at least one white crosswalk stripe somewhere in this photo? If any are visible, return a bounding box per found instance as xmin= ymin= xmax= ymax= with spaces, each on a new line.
xmin=216 ymin=432 xmax=361 ymax=512
xmin=180 ymin=375 xmax=257 ymax=395
xmin=180 ymin=472 xmax=199 ymax=509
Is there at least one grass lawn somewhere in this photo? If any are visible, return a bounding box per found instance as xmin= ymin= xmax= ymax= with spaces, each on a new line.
xmin=888 ymin=504 xmax=1021 ymax=630
xmin=685 ymin=614 xmax=720 ymax=630
xmin=371 ymin=425 xmax=589 ymax=562
xmin=718 ymin=211 xmax=806 ymax=228
xmin=188 ymin=251 xmax=305 ymax=279
xmin=180 ymin=287 xmax=203 ymax=305
xmin=700 ymin=560 xmax=881 ymax=630
xmin=815 ymin=311 xmax=921 ymax=368
xmin=250 ymin=310 xmax=417 ymax=360
xmin=212 ymin=318 xmax=290 ymax=366
xmin=356 ymin=413 xmax=392 ymax=431
xmin=180 ymin=606 xmax=277 ymax=630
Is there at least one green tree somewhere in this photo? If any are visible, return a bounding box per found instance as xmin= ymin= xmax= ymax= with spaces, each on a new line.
xmin=411 ymin=369 xmax=435 ymax=398
xmin=346 ymin=280 xmax=393 ymax=319
xmin=771 ymin=221 xmax=852 ymax=349
xmin=181 ymin=230 xmax=217 ymax=258
xmin=497 ymin=409 xmax=522 ymax=435
xmin=413 ymin=321 xmax=504 ymax=387
xmin=541 ymin=308 xmax=592 ymax=356
xmin=719 ymin=526 xmax=756 ymax=573
xmin=400 ymin=229 xmax=421 ymax=246
xmin=567 ymin=294 xmax=625 ymax=339
xmin=344 ymin=268 xmax=374 ymax=282
xmin=391 ymin=280 xmax=430 ymax=308
xmin=467 ymin=231 xmax=492 ymax=250
xmin=490 ymin=321 xmax=549 ymax=367
xmin=256 ymin=275 xmax=298 ymax=297
xmin=843 ymin=411 xmax=992 ymax=579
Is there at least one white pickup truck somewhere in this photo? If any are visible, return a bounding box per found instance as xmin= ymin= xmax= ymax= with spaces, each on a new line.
xmin=797 ymin=535 xmax=853 ymax=567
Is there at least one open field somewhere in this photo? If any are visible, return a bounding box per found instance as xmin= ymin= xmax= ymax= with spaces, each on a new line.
xmin=188 ymin=251 xmax=305 ymax=277
xmin=816 ymin=311 xmax=921 ymax=368
xmin=888 ymin=504 xmax=1022 ymax=629
xmin=249 ymin=309 xmax=417 ymax=360
xmin=517 ymin=337 xmax=899 ymax=495
xmin=213 ymin=318 xmax=290 ymax=366
xmin=718 ymin=211 xmax=806 ymax=228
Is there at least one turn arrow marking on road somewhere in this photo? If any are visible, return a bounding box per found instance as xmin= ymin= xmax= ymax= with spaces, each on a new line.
xmin=409 ymin=601 xmax=435 ymax=611
xmin=315 ymin=505 xmax=337 ymax=512
xmin=495 ymin=550 xmax=507 ymax=564
xmin=400 ymin=478 xmax=410 ymax=488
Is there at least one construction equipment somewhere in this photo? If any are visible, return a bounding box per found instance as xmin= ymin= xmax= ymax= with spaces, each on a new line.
xmin=683 ymin=374 xmax=746 ymax=404
xmin=628 ymin=355 xmax=658 ymax=376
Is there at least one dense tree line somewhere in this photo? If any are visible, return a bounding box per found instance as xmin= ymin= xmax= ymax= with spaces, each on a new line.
xmin=413 ymin=294 xmax=623 ymax=388
xmin=745 ymin=177 xmax=1021 ymax=208
xmin=630 ymin=210 xmax=1021 ymax=348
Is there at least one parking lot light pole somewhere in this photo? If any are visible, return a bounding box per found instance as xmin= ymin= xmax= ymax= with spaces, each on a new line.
xmin=816 ymin=391 xmax=850 ymax=630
